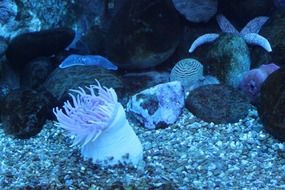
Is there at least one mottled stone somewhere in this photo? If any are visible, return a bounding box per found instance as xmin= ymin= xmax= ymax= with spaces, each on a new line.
xmin=1 ymin=89 xmax=52 ymax=138
xmin=186 ymin=84 xmax=251 ymax=124
xmin=127 ymin=81 xmax=185 ymax=129
xmin=43 ymin=66 xmax=124 ymax=103
xmin=205 ymin=34 xmax=251 ymax=87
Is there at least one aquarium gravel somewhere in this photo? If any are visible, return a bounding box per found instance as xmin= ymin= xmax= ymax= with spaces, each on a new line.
xmin=1 ymin=108 xmax=285 ymax=189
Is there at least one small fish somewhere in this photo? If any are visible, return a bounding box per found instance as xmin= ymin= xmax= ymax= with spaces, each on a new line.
xmin=59 ymin=54 xmax=118 ymax=70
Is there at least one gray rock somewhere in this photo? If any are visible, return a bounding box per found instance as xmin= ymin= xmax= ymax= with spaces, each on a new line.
xmin=205 ymin=34 xmax=251 ymax=87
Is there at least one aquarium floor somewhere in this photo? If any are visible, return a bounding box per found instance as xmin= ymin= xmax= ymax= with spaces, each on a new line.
xmin=0 ymin=108 xmax=285 ymax=189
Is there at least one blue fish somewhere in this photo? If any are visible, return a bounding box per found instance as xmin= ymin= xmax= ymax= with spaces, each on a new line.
xmin=59 ymin=54 xmax=118 ymax=70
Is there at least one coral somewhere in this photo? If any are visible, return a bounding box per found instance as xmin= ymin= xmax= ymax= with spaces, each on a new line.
xmin=170 ymin=58 xmax=204 ymax=93
xmin=53 ymin=80 xmax=143 ymax=166
xmin=189 ymin=14 xmax=272 ymax=53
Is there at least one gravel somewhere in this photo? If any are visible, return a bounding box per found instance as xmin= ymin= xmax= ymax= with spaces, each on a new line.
xmin=1 ymin=108 xmax=285 ymax=189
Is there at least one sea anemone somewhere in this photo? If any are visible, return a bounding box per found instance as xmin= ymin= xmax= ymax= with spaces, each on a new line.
xmin=53 ymin=80 xmax=143 ymax=166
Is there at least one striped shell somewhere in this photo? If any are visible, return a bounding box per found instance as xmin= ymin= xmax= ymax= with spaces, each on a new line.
xmin=170 ymin=58 xmax=203 ymax=91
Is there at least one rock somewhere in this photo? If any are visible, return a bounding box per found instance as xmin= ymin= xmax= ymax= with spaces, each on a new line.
xmin=105 ymin=0 xmax=182 ymax=69
xmin=43 ymin=66 xmax=124 ymax=103
xmin=187 ymin=75 xmax=220 ymax=93
xmin=185 ymin=84 xmax=251 ymax=124
xmin=218 ymin=0 xmax=273 ymax=27
xmin=127 ymin=81 xmax=185 ymax=129
xmin=6 ymin=28 xmax=75 ymax=71
xmin=123 ymin=71 xmax=170 ymax=95
xmin=252 ymin=9 xmax=285 ymax=67
xmin=172 ymin=0 xmax=218 ymax=23
xmin=20 ymin=57 xmax=55 ymax=89
xmin=1 ymin=89 xmax=52 ymax=139
xmin=0 ymin=0 xmax=18 ymax=24
xmin=257 ymin=67 xmax=285 ymax=141
xmin=205 ymin=34 xmax=251 ymax=87
xmin=0 ymin=37 xmax=8 ymax=58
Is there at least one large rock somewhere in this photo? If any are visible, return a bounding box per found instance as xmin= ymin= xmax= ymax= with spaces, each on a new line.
xmin=252 ymin=9 xmax=285 ymax=67
xmin=218 ymin=0 xmax=273 ymax=27
xmin=43 ymin=66 xmax=124 ymax=103
xmin=1 ymin=89 xmax=52 ymax=139
xmin=186 ymin=84 xmax=251 ymax=124
xmin=127 ymin=81 xmax=185 ymax=129
xmin=172 ymin=0 xmax=218 ymax=23
xmin=105 ymin=0 xmax=182 ymax=69
xmin=257 ymin=67 xmax=285 ymax=141
xmin=205 ymin=34 xmax=251 ymax=87
xmin=6 ymin=28 xmax=75 ymax=70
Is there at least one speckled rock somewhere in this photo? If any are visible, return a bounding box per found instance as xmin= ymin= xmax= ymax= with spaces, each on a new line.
xmin=1 ymin=89 xmax=53 ymax=139
xmin=127 ymin=81 xmax=185 ymax=129
xmin=105 ymin=0 xmax=182 ymax=69
xmin=186 ymin=84 xmax=251 ymax=124
xmin=205 ymin=34 xmax=251 ymax=87
xmin=257 ymin=67 xmax=285 ymax=141
xmin=43 ymin=66 xmax=124 ymax=103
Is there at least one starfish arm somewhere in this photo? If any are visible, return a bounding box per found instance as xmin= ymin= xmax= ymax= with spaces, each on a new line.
xmin=240 ymin=16 xmax=269 ymax=35
xmin=189 ymin=33 xmax=220 ymax=53
xmin=243 ymin=33 xmax=272 ymax=52
xmin=216 ymin=14 xmax=239 ymax=34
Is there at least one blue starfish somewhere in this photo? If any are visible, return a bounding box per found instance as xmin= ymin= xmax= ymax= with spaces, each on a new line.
xmin=189 ymin=14 xmax=272 ymax=53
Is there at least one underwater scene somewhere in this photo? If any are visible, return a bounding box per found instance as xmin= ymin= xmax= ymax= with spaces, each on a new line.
xmin=1 ymin=0 xmax=285 ymax=189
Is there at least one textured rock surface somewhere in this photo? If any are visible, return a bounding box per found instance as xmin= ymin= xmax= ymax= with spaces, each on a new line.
xmin=43 ymin=66 xmax=124 ymax=103
xmin=170 ymin=58 xmax=204 ymax=93
xmin=1 ymin=89 xmax=52 ymax=139
xmin=257 ymin=67 xmax=285 ymax=141
xmin=105 ymin=0 xmax=182 ymax=69
xmin=127 ymin=81 xmax=185 ymax=129
xmin=205 ymin=34 xmax=251 ymax=87
xmin=186 ymin=84 xmax=251 ymax=124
